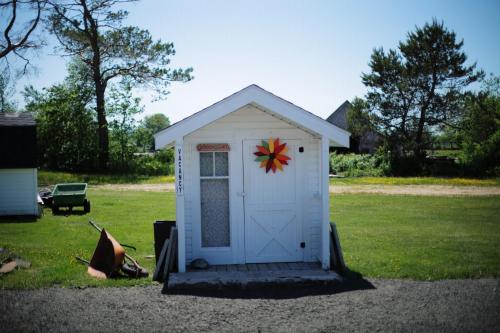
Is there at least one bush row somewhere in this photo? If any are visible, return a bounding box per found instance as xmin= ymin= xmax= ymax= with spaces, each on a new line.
xmin=329 ymin=152 xmax=389 ymax=177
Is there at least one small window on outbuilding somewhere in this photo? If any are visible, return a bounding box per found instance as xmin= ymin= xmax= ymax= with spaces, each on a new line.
xmin=199 ymin=150 xmax=230 ymax=248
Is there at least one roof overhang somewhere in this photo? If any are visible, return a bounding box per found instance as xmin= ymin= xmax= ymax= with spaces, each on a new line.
xmin=155 ymin=85 xmax=350 ymax=149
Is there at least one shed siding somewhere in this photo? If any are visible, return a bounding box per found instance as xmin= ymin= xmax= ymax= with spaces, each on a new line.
xmin=0 ymin=168 xmax=38 ymax=216
xmin=183 ymin=105 xmax=322 ymax=265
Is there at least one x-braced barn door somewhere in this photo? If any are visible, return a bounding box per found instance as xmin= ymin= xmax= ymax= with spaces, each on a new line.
xmin=242 ymin=139 xmax=303 ymax=263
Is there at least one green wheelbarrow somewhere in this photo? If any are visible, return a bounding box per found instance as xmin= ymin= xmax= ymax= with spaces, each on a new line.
xmin=52 ymin=183 xmax=90 ymax=214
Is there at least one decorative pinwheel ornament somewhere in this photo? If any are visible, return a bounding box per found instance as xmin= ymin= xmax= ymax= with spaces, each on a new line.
xmin=254 ymin=137 xmax=291 ymax=173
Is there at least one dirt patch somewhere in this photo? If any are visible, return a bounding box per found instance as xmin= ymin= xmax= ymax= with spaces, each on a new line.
xmin=94 ymin=183 xmax=500 ymax=196
xmin=1 ymin=278 xmax=499 ymax=332
xmin=329 ymin=184 xmax=500 ymax=196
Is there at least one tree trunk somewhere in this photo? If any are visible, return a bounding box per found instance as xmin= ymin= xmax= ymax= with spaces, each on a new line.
xmin=415 ymin=75 xmax=437 ymax=168
xmin=95 ymin=86 xmax=109 ymax=170
xmin=415 ymin=106 xmax=426 ymax=156
xmin=81 ymin=0 xmax=109 ymax=170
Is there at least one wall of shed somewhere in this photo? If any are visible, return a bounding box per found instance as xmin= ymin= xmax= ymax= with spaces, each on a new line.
xmin=0 ymin=168 xmax=38 ymax=216
xmin=181 ymin=105 xmax=323 ymax=265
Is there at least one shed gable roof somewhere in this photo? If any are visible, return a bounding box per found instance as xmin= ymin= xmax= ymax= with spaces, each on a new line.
xmin=155 ymin=85 xmax=350 ymax=148
xmin=0 ymin=112 xmax=36 ymax=126
xmin=326 ymin=100 xmax=352 ymax=131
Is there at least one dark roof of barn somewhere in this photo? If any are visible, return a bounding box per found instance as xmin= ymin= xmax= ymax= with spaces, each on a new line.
xmin=325 ymin=100 xmax=352 ymax=131
xmin=0 ymin=112 xmax=36 ymax=126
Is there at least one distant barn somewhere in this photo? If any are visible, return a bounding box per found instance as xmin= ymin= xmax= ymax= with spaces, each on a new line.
xmin=326 ymin=101 xmax=381 ymax=154
xmin=0 ymin=112 xmax=39 ymax=217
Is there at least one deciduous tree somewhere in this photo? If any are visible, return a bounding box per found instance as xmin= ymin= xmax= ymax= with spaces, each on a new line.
xmin=459 ymin=75 xmax=500 ymax=176
xmin=47 ymin=0 xmax=193 ymax=169
xmin=24 ymin=60 xmax=98 ymax=171
xmin=135 ymin=113 xmax=170 ymax=152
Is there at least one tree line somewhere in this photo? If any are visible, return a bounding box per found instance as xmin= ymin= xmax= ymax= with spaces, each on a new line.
xmin=1 ymin=5 xmax=498 ymax=177
xmin=347 ymin=20 xmax=499 ymax=177
xmin=1 ymin=0 xmax=190 ymax=173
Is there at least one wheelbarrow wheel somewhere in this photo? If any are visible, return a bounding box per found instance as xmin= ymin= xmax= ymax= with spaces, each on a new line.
xmin=84 ymin=199 xmax=91 ymax=213
xmin=52 ymin=206 xmax=59 ymax=214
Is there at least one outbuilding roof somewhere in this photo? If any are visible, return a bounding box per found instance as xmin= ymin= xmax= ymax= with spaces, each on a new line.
xmin=155 ymin=85 xmax=350 ymax=148
xmin=0 ymin=112 xmax=36 ymax=126
xmin=326 ymin=100 xmax=351 ymax=131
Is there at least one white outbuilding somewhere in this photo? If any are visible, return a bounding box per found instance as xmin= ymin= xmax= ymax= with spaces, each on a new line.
xmin=0 ymin=112 xmax=39 ymax=217
xmin=155 ymin=85 xmax=349 ymax=272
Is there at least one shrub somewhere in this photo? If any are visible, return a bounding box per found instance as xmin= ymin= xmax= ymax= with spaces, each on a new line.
xmin=329 ymin=152 xmax=389 ymax=177
xmin=130 ymin=152 xmax=174 ymax=176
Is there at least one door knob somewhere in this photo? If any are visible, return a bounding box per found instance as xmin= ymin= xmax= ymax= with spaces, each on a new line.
xmin=237 ymin=192 xmax=246 ymax=197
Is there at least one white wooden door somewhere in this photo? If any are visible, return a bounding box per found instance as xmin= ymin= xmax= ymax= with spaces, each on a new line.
xmin=243 ymin=139 xmax=303 ymax=263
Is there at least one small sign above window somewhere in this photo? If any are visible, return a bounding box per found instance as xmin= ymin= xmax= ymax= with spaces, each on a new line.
xmin=197 ymin=143 xmax=230 ymax=152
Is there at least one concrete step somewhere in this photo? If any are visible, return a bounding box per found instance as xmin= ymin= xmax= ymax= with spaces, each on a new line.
xmin=165 ymin=269 xmax=343 ymax=292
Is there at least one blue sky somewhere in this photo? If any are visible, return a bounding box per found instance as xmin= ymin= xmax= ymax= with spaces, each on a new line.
xmin=12 ymin=0 xmax=500 ymax=123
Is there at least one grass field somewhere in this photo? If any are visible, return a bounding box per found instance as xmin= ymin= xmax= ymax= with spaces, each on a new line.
xmin=332 ymin=195 xmax=500 ymax=280
xmin=38 ymin=170 xmax=499 ymax=187
xmin=38 ymin=170 xmax=174 ymax=186
xmin=1 ymin=190 xmax=499 ymax=288
xmin=0 ymin=190 xmax=173 ymax=289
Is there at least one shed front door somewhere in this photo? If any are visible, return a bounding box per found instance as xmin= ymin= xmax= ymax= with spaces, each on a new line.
xmin=243 ymin=139 xmax=303 ymax=263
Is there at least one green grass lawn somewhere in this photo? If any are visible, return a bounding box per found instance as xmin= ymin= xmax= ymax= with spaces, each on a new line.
xmin=1 ymin=190 xmax=499 ymax=288
xmin=38 ymin=170 xmax=174 ymax=186
xmin=332 ymin=195 xmax=500 ymax=280
xmin=0 ymin=189 xmax=173 ymax=289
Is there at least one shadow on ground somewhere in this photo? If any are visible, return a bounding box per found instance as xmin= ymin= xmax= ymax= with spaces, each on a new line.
xmin=0 ymin=216 xmax=38 ymax=223
xmin=51 ymin=209 xmax=89 ymax=216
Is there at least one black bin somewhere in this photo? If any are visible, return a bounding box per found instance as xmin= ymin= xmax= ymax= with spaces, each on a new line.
xmin=153 ymin=220 xmax=176 ymax=264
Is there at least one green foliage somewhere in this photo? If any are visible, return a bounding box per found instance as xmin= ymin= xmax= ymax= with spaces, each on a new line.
xmin=361 ymin=20 xmax=483 ymax=173
xmin=48 ymin=0 xmax=193 ymax=168
xmin=330 ymin=152 xmax=389 ymax=177
xmin=459 ymin=75 xmax=500 ymax=176
xmin=23 ymin=66 xmax=98 ymax=171
xmin=0 ymin=68 xmax=17 ymax=112
xmin=346 ymin=97 xmax=373 ymax=138
xmin=107 ymin=82 xmax=144 ymax=171
xmin=130 ymin=151 xmax=174 ymax=176
xmin=135 ymin=113 xmax=170 ymax=152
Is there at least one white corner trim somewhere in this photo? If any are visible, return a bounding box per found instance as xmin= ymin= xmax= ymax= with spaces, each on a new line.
xmin=320 ymin=136 xmax=330 ymax=269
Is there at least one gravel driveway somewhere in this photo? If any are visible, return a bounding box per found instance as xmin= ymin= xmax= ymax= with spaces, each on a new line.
xmin=1 ymin=278 xmax=499 ymax=332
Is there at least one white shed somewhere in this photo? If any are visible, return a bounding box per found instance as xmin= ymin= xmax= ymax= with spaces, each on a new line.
xmin=0 ymin=112 xmax=39 ymax=217
xmin=155 ymin=85 xmax=349 ymax=272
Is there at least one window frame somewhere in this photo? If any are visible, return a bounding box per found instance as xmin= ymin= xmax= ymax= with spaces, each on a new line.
xmin=199 ymin=150 xmax=230 ymax=249
xmin=199 ymin=151 xmax=229 ymax=180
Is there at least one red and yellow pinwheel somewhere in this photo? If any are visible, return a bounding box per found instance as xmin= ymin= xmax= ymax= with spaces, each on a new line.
xmin=254 ymin=137 xmax=291 ymax=173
